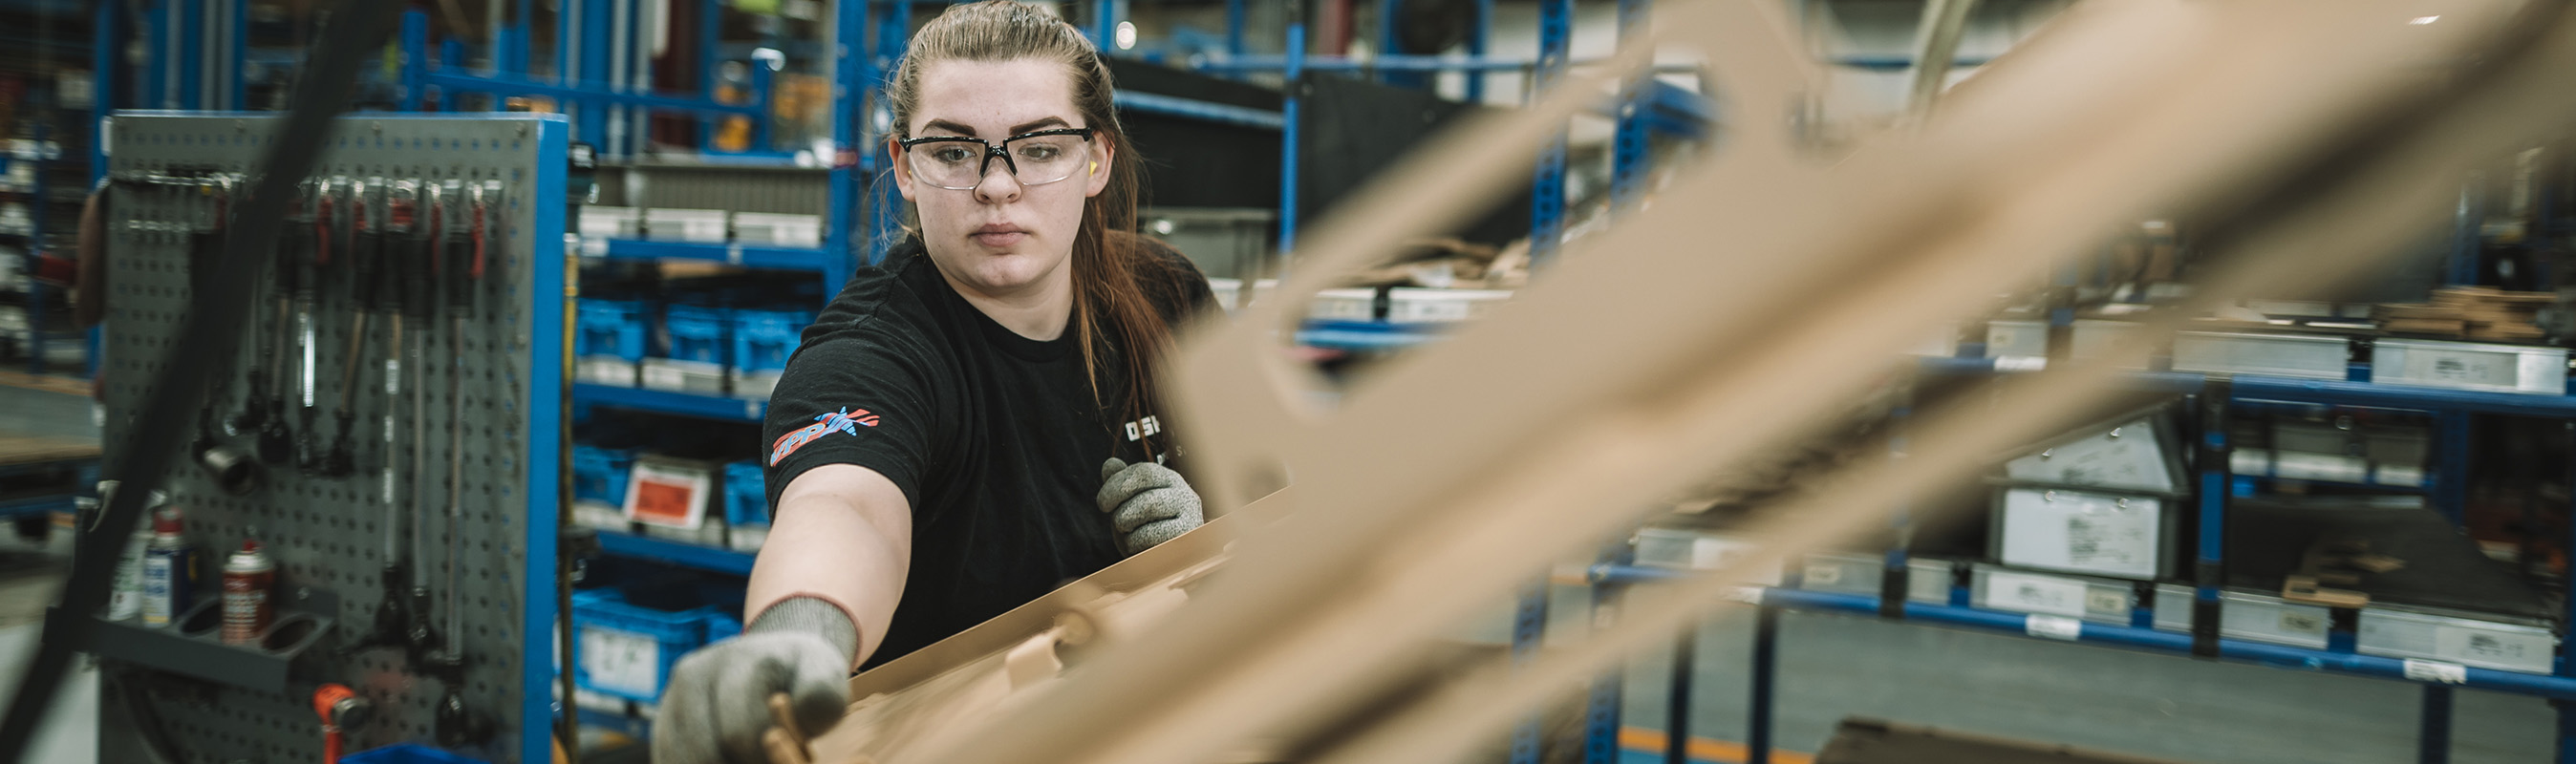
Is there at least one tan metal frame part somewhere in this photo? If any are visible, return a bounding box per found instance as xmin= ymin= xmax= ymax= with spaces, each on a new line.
xmin=801 ymin=1 xmax=2576 ymax=762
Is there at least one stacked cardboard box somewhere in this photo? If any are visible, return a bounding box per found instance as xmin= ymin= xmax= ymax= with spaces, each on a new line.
xmin=2372 ymin=286 xmax=2551 ymax=340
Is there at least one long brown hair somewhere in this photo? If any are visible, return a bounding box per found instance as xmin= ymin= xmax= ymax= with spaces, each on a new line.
xmin=886 ymin=1 xmax=1176 ymax=457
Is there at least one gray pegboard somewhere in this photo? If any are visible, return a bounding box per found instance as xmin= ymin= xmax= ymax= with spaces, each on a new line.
xmin=97 ymin=113 xmax=568 ymax=764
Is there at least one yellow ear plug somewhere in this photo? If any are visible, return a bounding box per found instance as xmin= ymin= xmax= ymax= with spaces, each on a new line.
xmin=1090 ymin=160 xmax=1099 ymax=175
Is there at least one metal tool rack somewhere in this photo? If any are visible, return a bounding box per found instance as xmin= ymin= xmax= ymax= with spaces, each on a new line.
xmin=87 ymin=112 xmax=568 ymax=764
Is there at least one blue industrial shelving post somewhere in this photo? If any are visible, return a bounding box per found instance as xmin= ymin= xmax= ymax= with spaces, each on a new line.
xmin=1510 ymin=579 xmax=1550 ymax=764
xmin=1582 ymin=541 xmax=1633 ymax=764
xmin=1278 ymin=1 xmax=1305 ymax=258
xmin=1526 ymin=0 xmax=1573 ymax=268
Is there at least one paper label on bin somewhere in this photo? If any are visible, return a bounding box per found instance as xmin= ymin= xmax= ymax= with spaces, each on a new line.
xmin=1720 ymin=586 xmax=1764 ymax=605
xmin=1994 ymin=356 xmax=2049 ymax=372
xmin=2434 ymin=626 xmax=2548 ymax=670
xmin=1802 ymin=563 xmax=1842 ymax=586
xmin=581 ymin=626 xmax=662 ymax=697
xmin=626 ymin=462 xmax=711 ymax=529
xmin=1983 ymin=570 xmax=2089 ymax=618
xmin=2025 ymin=615 xmax=2082 ymax=641
xmin=2402 ymin=658 xmax=2467 ymax=685
xmin=1688 ymin=538 xmax=1782 ymax=584
xmin=2084 ymin=589 xmax=2127 ymax=615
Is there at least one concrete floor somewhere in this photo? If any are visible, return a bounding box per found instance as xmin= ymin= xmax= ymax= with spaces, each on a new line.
xmin=0 ymin=382 xmax=100 ymax=763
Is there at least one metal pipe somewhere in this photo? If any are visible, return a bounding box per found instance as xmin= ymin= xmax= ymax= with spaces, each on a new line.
xmin=1903 ymin=0 xmax=1979 ymax=118
xmin=1749 ymin=605 xmax=1778 ymax=764
xmin=610 ymin=0 xmax=630 ymax=156
xmin=1664 ymin=624 xmax=1691 ymax=764
xmin=2420 ymin=685 xmax=2454 ymax=764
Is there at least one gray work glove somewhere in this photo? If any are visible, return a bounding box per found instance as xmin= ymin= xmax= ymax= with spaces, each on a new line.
xmin=654 ymin=597 xmax=857 ymax=764
xmin=1098 ymin=458 xmax=1205 ymax=556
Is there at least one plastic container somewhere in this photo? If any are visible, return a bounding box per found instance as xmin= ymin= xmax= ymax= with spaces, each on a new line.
xmin=732 ymin=308 xmax=812 ymax=375
xmin=576 ymin=300 xmax=650 ymax=362
xmin=733 ymin=212 xmax=824 ymax=246
xmin=661 ymin=305 xmax=734 ymax=366
xmin=570 ymin=588 xmax=732 ymax=702
xmin=723 ymin=461 xmax=769 ymax=527
xmin=571 ymin=445 xmax=635 ymax=507
xmin=644 ymin=208 xmax=728 ymax=243
xmin=577 ymin=205 xmax=642 ymax=240
xmin=343 ymin=744 xmax=491 ymax=764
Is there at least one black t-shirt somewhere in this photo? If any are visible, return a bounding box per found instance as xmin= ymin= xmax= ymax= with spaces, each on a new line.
xmin=762 ymin=235 xmax=1213 ymax=668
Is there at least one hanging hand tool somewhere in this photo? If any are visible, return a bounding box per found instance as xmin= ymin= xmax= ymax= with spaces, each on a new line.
xmin=322 ymin=177 xmax=387 ymax=478
xmin=406 ymin=180 xmax=460 ymax=661
xmin=226 ymin=186 xmax=277 ymax=439
xmin=359 ymin=180 xmax=427 ymax=649
xmin=188 ymin=176 xmax=261 ymax=495
xmin=429 ymin=180 xmax=492 ymax=750
xmin=295 ymin=178 xmax=342 ymax=472
xmin=256 ymin=182 xmax=314 ymax=465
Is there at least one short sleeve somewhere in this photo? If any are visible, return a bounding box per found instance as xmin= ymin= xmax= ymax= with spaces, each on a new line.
xmin=761 ymin=335 xmax=940 ymax=511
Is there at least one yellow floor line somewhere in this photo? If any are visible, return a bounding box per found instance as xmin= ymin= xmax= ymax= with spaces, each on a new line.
xmin=1618 ymin=727 xmax=1815 ymax=764
xmin=0 ymin=370 xmax=89 ymax=396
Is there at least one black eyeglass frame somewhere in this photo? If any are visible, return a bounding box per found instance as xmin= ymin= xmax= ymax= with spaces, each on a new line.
xmin=897 ymin=127 xmax=1099 ymax=190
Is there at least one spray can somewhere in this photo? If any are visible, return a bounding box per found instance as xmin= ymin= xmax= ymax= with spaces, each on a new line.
xmin=140 ymin=509 xmax=194 ymax=627
xmin=105 ymin=488 xmax=168 ymax=622
xmin=221 ymin=540 xmax=275 ymax=646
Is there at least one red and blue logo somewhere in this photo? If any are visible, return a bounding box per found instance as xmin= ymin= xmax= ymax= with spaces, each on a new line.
xmin=769 ymin=407 xmax=881 ymax=466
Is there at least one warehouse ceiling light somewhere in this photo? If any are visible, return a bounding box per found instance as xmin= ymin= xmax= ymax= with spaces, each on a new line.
xmin=2414 ymin=14 xmax=2443 ymax=24
xmin=1116 ymin=21 xmax=1138 ymax=50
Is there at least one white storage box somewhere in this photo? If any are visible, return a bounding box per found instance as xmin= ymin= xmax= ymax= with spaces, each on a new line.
xmin=1985 ymin=319 xmax=2140 ymax=362
xmin=2171 ymin=330 xmax=2351 ymax=380
xmin=570 ymin=500 xmax=630 ymax=533
xmin=730 ymin=370 xmax=784 ymax=399
xmin=1798 ymin=551 xmax=1952 ymax=605
xmin=2003 ymin=414 xmax=2181 ymax=494
xmin=727 ymin=522 xmax=768 ymax=553
xmin=2372 ymin=338 xmax=2569 ymax=396
xmin=1385 ymin=288 xmax=1512 ymax=324
xmin=1307 ymin=288 xmax=1379 ymax=321
xmin=577 ymin=356 xmax=639 ymax=388
xmin=645 ymin=208 xmax=730 ymax=244
xmin=2150 ymin=584 xmax=2331 ymax=649
xmin=1972 ymin=564 xmax=2135 ymax=625
xmin=1207 ymin=278 xmax=1243 ymax=313
xmin=580 ymin=205 xmax=643 ymax=239
xmin=1633 ymin=528 xmax=1783 ymax=584
xmin=640 ymin=358 xmax=727 ymax=393
xmin=1990 ymin=487 xmax=2173 ymax=581
xmin=732 ymin=212 xmax=823 ymax=247
xmin=2356 ymin=605 xmax=2556 ymax=674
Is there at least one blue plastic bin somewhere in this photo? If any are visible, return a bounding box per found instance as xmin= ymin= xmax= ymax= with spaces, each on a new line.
xmin=571 ymin=588 xmax=729 ymax=703
xmin=723 ymin=460 xmax=769 ymax=527
xmin=343 ymin=744 xmax=489 ymax=764
xmin=662 ymin=305 xmax=733 ymax=365
xmin=571 ymin=445 xmax=634 ymax=506
xmin=732 ymin=308 xmax=814 ymax=374
xmin=575 ymin=299 xmax=650 ymax=361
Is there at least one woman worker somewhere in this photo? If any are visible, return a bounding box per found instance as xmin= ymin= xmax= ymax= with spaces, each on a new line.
xmin=655 ymin=4 xmax=1218 ymax=761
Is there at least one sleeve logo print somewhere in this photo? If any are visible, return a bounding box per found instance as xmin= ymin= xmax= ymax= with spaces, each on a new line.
xmin=768 ymin=407 xmax=883 ymax=466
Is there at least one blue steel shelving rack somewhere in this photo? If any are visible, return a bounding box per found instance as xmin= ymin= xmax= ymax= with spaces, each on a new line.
xmin=1583 ymin=356 xmax=2576 ymax=764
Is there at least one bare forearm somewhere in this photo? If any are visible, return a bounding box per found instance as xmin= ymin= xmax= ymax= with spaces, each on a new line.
xmin=747 ymin=465 xmax=912 ymax=668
